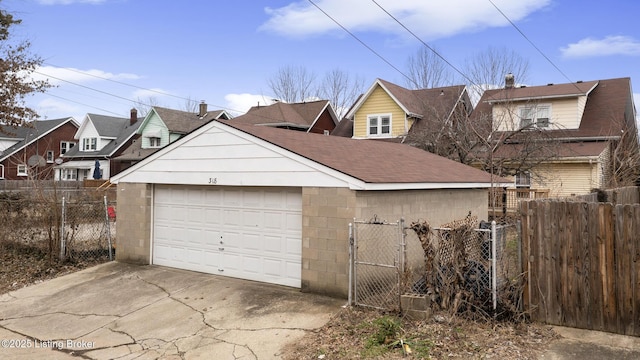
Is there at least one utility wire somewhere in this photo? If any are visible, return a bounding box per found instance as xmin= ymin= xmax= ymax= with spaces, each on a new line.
xmin=307 ymin=0 xmax=414 ymax=85
xmin=43 ymin=93 xmax=125 ymax=117
xmin=369 ymin=0 xmax=476 ymax=88
xmin=487 ymin=0 xmax=585 ymax=93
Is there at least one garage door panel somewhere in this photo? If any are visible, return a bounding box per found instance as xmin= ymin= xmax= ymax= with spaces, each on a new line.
xmin=154 ymin=186 xmax=302 ymax=288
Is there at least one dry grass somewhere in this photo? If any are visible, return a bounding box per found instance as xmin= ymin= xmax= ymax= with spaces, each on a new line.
xmin=281 ymin=306 xmax=558 ymax=359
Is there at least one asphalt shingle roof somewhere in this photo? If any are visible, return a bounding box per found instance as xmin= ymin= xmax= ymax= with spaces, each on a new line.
xmin=221 ymin=120 xmax=505 ymax=185
xmin=233 ymin=100 xmax=333 ymax=128
xmin=0 ymin=118 xmax=75 ymax=160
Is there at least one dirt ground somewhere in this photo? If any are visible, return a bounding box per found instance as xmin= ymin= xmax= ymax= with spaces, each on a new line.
xmin=0 ymin=241 xmax=104 ymax=295
xmin=281 ymin=306 xmax=559 ymax=359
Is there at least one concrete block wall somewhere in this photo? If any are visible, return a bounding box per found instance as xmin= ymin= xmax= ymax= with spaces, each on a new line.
xmin=115 ymin=182 xmax=152 ymax=264
xmin=355 ymin=189 xmax=489 ymax=227
xmin=301 ymin=187 xmax=356 ymax=298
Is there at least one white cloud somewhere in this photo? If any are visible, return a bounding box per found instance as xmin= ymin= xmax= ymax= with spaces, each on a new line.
xmin=259 ymin=0 xmax=550 ymax=40
xmin=224 ymin=93 xmax=277 ymax=115
xmin=34 ymin=66 xmax=141 ymax=85
xmin=561 ymin=36 xmax=640 ymax=58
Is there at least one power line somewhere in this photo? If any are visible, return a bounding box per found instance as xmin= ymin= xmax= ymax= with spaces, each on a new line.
xmin=486 ymin=0 xmax=584 ymax=93
xmin=306 ymin=0 xmax=414 ymax=86
xmin=42 ymin=93 xmax=125 ymax=117
xmin=369 ymin=0 xmax=476 ymax=88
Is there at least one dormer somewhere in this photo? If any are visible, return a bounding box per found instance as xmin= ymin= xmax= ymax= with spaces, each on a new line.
xmin=486 ymin=78 xmax=599 ymax=132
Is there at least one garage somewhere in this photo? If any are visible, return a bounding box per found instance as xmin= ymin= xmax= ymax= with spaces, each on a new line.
xmin=112 ymin=120 xmax=505 ymax=297
xmin=153 ymin=185 xmax=302 ymax=287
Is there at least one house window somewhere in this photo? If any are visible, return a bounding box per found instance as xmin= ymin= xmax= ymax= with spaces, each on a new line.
xmin=367 ymin=114 xmax=392 ymax=137
xmin=519 ymin=105 xmax=550 ymax=129
xmin=515 ymin=172 xmax=531 ymax=188
xmin=82 ymin=138 xmax=97 ymax=151
xmin=17 ymin=164 xmax=28 ymax=177
xmin=0 ymin=164 xmax=4 ymax=179
xmin=61 ymin=141 xmax=76 ymax=154
xmin=46 ymin=151 xmax=54 ymax=163
xmin=149 ymin=137 xmax=161 ymax=148
xmin=61 ymin=168 xmax=77 ymax=180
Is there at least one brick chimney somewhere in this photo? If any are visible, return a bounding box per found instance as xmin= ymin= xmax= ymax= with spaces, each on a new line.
xmin=130 ymin=108 xmax=138 ymax=125
xmin=505 ymin=73 xmax=515 ymax=89
xmin=198 ymin=101 xmax=207 ymax=118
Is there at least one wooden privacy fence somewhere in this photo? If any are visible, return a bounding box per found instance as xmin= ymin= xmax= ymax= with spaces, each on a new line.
xmin=520 ymin=200 xmax=640 ymax=336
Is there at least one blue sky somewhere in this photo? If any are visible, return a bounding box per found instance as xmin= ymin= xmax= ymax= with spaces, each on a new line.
xmin=4 ymin=0 xmax=640 ymax=122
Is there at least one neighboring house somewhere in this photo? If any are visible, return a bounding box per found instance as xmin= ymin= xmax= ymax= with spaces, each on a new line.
xmin=114 ymin=103 xmax=230 ymax=172
xmin=232 ymin=100 xmax=339 ymax=134
xmin=471 ymin=76 xmax=638 ymax=197
xmin=0 ymin=118 xmax=79 ymax=180
xmin=110 ymin=120 xmax=510 ymax=297
xmin=337 ymin=78 xmax=472 ymax=140
xmin=57 ymin=110 xmax=142 ymax=181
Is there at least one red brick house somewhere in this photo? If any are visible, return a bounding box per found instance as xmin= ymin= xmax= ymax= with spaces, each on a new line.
xmin=0 ymin=118 xmax=79 ymax=180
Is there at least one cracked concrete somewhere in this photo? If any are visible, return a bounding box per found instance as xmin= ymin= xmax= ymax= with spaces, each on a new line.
xmin=0 ymin=262 xmax=343 ymax=359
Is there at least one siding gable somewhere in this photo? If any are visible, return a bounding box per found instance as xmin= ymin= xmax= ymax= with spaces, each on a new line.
xmin=353 ymin=85 xmax=406 ymax=138
xmin=140 ymin=112 xmax=169 ymax=149
xmin=492 ymin=96 xmax=586 ymax=131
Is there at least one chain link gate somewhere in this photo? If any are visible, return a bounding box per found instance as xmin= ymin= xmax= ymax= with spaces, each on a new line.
xmin=349 ymin=217 xmax=405 ymax=311
xmin=60 ymin=195 xmax=116 ymax=262
xmin=350 ymin=218 xmax=519 ymax=314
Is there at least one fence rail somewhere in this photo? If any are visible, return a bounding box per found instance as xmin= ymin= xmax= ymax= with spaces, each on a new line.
xmin=520 ymin=199 xmax=640 ymax=336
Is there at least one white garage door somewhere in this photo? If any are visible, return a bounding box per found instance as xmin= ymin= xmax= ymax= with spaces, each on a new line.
xmin=153 ymin=185 xmax=302 ymax=287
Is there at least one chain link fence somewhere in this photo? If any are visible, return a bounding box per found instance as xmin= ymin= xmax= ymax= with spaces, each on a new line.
xmin=0 ymin=191 xmax=116 ymax=264
xmin=350 ymin=216 xmax=520 ymax=316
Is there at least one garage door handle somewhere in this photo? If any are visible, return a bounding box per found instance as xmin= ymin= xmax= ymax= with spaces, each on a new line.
xmin=218 ymin=269 xmax=224 ymax=272
xmin=219 ymin=247 xmax=225 ymax=251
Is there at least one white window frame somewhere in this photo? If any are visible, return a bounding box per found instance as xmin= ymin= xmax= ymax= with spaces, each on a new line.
xmin=519 ymin=104 xmax=551 ymax=129
xmin=515 ymin=172 xmax=531 ymax=188
xmin=46 ymin=150 xmax=54 ymax=163
xmin=17 ymin=164 xmax=28 ymax=177
xmin=82 ymin=137 xmax=97 ymax=151
xmin=61 ymin=168 xmax=77 ymax=180
xmin=367 ymin=114 xmax=392 ymax=137
xmin=60 ymin=141 xmax=76 ymax=154
xmin=149 ymin=137 xmax=162 ymax=148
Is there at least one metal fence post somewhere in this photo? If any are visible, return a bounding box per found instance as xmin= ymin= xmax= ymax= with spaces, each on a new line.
xmin=103 ymin=196 xmax=113 ymax=261
xmin=348 ymin=222 xmax=353 ymax=306
xmin=399 ymin=218 xmax=406 ymax=311
xmin=59 ymin=197 xmax=66 ymax=261
xmin=491 ymin=220 xmax=497 ymax=312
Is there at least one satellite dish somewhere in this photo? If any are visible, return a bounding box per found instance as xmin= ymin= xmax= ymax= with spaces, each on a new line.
xmin=55 ymin=158 xmax=63 ymax=165
xmin=27 ymin=155 xmax=46 ymax=167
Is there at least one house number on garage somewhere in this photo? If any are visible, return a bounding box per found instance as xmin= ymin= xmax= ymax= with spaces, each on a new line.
xmin=208 ymin=177 xmax=217 ymax=184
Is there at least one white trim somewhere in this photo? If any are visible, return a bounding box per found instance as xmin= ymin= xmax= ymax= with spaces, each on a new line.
xmin=17 ymin=164 xmax=27 ymax=177
xmin=345 ymin=79 xmax=414 ymax=119
xmin=353 ymin=182 xmax=512 ymax=191
xmin=518 ymin=103 xmax=552 ymax=129
xmin=366 ymin=113 xmax=392 ymax=137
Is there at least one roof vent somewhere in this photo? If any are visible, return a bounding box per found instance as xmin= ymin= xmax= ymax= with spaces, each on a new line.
xmin=547 ymin=83 xmax=553 ymax=86
xmin=323 ymin=130 xmax=330 ymax=136
xmin=577 ymin=80 xmax=583 ymax=83
xmin=440 ymin=90 xmax=444 ymax=96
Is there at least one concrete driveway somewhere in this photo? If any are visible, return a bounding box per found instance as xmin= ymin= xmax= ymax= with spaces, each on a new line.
xmin=0 ymin=262 xmax=344 ymax=359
